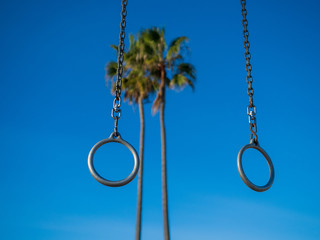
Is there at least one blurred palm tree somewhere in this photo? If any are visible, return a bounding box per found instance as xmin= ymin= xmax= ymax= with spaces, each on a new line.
xmin=140 ymin=27 xmax=196 ymax=240
xmin=105 ymin=34 xmax=157 ymax=240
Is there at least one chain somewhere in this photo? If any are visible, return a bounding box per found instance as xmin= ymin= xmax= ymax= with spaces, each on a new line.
xmin=111 ymin=0 xmax=128 ymax=135
xmin=241 ymin=0 xmax=258 ymax=142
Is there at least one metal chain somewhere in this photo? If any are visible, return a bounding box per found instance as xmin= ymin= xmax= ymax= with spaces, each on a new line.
xmin=111 ymin=0 xmax=128 ymax=135
xmin=241 ymin=0 xmax=258 ymax=142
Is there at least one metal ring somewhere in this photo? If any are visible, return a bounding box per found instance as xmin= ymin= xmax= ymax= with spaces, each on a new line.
xmin=88 ymin=132 xmax=140 ymax=187
xmin=237 ymin=140 xmax=274 ymax=192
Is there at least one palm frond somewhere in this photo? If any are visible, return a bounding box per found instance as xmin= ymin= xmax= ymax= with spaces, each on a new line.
xmin=105 ymin=61 xmax=118 ymax=78
xmin=110 ymin=44 xmax=118 ymax=51
xmin=177 ymin=63 xmax=196 ymax=80
xmin=169 ymin=62 xmax=196 ymax=90
xmin=166 ymin=36 xmax=188 ymax=60
xmin=105 ymin=27 xmax=196 ymax=110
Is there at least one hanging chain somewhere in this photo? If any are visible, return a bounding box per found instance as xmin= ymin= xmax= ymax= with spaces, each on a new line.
xmin=241 ymin=0 xmax=258 ymax=142
xmin=111 ymin=0 xmax=128 ymax=135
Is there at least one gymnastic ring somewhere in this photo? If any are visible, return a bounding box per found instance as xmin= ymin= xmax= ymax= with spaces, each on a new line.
xmin=237 ymin=139 xmax=274 ymax=192
xmin=88 ymin=132 xmax=140 ymax=187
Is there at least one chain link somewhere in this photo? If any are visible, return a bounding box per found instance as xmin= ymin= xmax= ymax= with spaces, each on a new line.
xmin=115 ymin=0 xmax=127 ymax=101
xmin=111 ymin=0 xmax=128 ymax=133
xmin=241 ymin=0 xmax=258 ymax=141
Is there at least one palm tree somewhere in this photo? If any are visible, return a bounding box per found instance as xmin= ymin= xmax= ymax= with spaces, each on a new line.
xmin=105 ymin=34 xmax=156 ymax=240
xmin=140 ymin=27 xmax=196 ymax=240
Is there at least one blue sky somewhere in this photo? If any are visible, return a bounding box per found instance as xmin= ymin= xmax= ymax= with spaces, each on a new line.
xmin=1 ymin=0 xmax=320 ymax=239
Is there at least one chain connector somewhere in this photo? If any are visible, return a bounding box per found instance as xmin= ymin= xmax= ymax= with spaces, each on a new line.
xmin=113 ymin=97 xmax=121 ymax=109
xmin=247 ymin=105 xmax=256 ymax=123
xmin=111 ymin=108 xmax=121 ymax=119
xmin=250 ymin=122 xmax=258 ymax=143
xmin=113 ymin=116 xmax=119 ymax=136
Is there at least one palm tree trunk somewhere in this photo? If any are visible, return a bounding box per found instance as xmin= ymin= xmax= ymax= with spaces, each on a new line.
xmin=135 ymin=97 xmax=145 ymax=240
xmin=159 ymin=65 xmax=170 ymax=240
xmin=160 ymin=100 xmax=170 ymax=240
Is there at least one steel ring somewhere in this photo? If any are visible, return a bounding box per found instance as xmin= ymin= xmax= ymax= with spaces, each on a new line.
xmin=88 ymin=132 xmax=140 ymax=187
xmin=237 ymin=141 xmax=274 ymax=192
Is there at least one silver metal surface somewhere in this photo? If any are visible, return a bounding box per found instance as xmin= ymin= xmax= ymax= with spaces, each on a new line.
xmin=88 ymin=132 xmax=140 ymax=187
xmin=110 ymin=0 xmax=127 ymax=132
xmin=241 ymin=0 xmax=254 ymax=108
xmin=247 ymin=106 xmax=256 ymax=124
xmin=111 ymin=108 xmax=121 ymax=119
xmin=112 ymin=0 xmax=127 ymax=120
xmin=241 ymin=0 xmax=258 ymax=142
xmin=237 ymin=139 xmax=274 ymax=192
xmin=238 ymin=1 xmax=274 ymax=192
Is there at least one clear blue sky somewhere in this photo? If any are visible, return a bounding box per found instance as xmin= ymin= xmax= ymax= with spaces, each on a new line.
xmin=1 ymin=0 xmax=320 ymax=239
